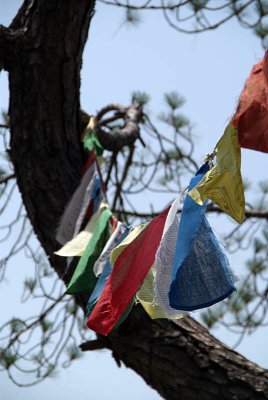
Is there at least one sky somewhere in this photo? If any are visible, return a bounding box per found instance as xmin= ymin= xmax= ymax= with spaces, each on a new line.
xmin=0 ymin=1 xmax=267 ymax=400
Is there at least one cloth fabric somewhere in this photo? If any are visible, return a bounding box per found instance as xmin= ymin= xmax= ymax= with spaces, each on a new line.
xmin=109 ymin=224 xmax=147 ymax=266
xmin=86 ymin=227 xmax=130 ymax=318
xmin=169 ymin=165 xmax=236 ymax=311
xmin=72 ymin=170 xmax=99 ymax=239
xmin=91 ymin=174 xmax=102 ymax=215
xmin=55 ymin=163 xmax=95 ymax=245
xmin=154 ymin=194 xmax=187 ymax=319
xmin=83 ymin=127 xmax=104 ymax=156
xmin=169 ymin=217 xmax=236 ymax=311
xmin=231 ymin=51 xmax=268 ymax=153
xmin=93 ymin=222 xmax=128 ymax=277
xmin=136 ymin=263 xmax=184 ymax=320
xmin=55 ymin=201 xmax=108 ymax=257
xmin=66 ymin=207 xmax=112 ymax=295
xmin=188 ymin=125 xmax=245 ymax=224
xmin=136 ymin=265 xmax=165 ymax=319
xmin=87 ymin=207 xmax=170 ymax=335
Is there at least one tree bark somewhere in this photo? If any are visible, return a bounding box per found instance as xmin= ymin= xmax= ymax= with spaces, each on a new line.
xmin=101 ymin=306 xmax=268 ymax=400
xmin=1 ymin=1 xmax=268 ymax=399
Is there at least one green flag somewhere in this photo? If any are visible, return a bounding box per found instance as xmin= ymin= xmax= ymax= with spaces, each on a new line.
xmin=66 ymin=208 xmax=112 ymax=295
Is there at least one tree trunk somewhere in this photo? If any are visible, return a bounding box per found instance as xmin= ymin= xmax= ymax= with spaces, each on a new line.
xmin=1 ymin=1 xmax=268 ymax=399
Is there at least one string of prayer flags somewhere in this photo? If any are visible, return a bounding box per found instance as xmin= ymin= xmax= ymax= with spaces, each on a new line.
xmin=154 ymin=194 xmax=187 ymax=319
xmin=86 ymin=223 xmax=148 ymax=324
xmin=169 ymin=165 xmax=236 ymax=311
xmin=231 ymin=51 xmax=268 ymax=153
xmin=66 ymin=206 xmax=112 ymax=295
xmin=188 ymin=125 xmax=245 ymax=224
xmin=54 ymin=54 xmax=268 ymax=334
xmin=87 ymin=207 xmax=170 ymax=336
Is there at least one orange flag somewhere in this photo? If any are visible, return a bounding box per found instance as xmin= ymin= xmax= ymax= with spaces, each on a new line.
xmin=231 ymin=51 xmax=268 ymax=153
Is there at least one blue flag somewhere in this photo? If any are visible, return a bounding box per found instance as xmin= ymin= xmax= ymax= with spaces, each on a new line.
xmin=169 ymin=163 xmax=236 ymax=311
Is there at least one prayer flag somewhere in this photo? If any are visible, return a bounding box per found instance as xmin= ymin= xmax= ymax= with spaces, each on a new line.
xmin=169 ymin=165 xmax=236 ymax=311
xmin=231 ymin=51 xmax=268 ymax=153
xmin=66 ymin=207 xmax=112 ymax=295
xmin=55 ymin=201 xmax=108 ymax=257
xmin=188 ymin=125 xmax=245 ymax=224
xmin=154 ymin=194 xmax=187 ymax=319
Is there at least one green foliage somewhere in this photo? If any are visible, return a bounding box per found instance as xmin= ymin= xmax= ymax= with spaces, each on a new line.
xmin=45 ymin=364 xmax=58 ymax=379
xmin=66 ymin=301 xmax=78 ymax=315
xmin=254 ymin=22 xmax=268 ymax=47
xmin=243 ymin=177 xmax=251 ymax=191
xmin=255 ymin=22 xmax=268 ymax=39
xmin=159 ymin=111 xmax=189 ymax=129
xmin=255 ymin=0 xmax=268 ymax=17
xmin=160 ymin=91 xmax=190 ymax=131
xmin=0 ymin=348 xmax=18 ymax=369
xmin=125 ymin=9 xmax=142 ymax=27
xmin=189 ymin=0 xmax=209 ymax=13
xmin=259 ymin=180 xmax=268 ymax=194
xmin=132 ymin=91 xmax=150 ymax=105
xmin=238 ymin=283 xmax=255 ymax=305
xmin=66 ymin=344 xmax=83 ymax=361
xmin=229 ymin=296 xmax=244 ymax=313
xmin=247 ymin=258 xmax=267 ymax=275
xmin=31 ymin=352 xmax=43 ymax=365
xmin=164 ymin=91 xmax=185 ymax=110
xmin=42 ymin=267 xmax=54 ymax=278
xmin=24 ymin=278 xmax=37 ymax=294
xmin=10 ymin=318 xmax=25 ymax=334
xmin=253 ymin=237 xmax=267 ymax=254
xmin=40 ymin=319 xmax=53 ymax=333
xmin=200 ymin=306 xmax=224 ymax=329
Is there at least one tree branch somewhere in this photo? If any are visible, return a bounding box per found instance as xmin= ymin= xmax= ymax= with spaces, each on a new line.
xmin=79 ymin=339 xmax=105 ymax=351
xmin=0 ymin=173 xmax=15 ymax=185
xmin=113 ymin=205 xmax=268 ymax=221
xmin=95 ymin=103 xmax=144 ymax=151
xmin=99 ymin=305 xmax=268 ymax=400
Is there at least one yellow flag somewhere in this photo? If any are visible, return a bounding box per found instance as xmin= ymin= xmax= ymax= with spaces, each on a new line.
xmin=110 ymin=224 xmax=147 ymax=266
xmin=188 ymin=125 xmax=245 ymax=224
xmin=137 ymin=265 xmax=184 ymax=320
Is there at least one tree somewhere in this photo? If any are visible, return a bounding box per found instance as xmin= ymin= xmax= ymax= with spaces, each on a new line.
xmin=0 ymin=1 xmax=268 ymax=399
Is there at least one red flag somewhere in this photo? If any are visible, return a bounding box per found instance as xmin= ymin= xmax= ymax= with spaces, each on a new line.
xmin=231 ymin=52 xmax=268 ymax=153
xmin=87 ymin=207 xmax=169 ymax=335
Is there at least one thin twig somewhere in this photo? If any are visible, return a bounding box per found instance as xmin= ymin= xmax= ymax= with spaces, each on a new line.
xmin=0 ymin=173 xmax=15 ymax=184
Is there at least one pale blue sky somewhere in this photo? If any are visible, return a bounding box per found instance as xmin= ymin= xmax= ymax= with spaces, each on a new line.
xmin=0 ymin=1 xmax=267 ymax=400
